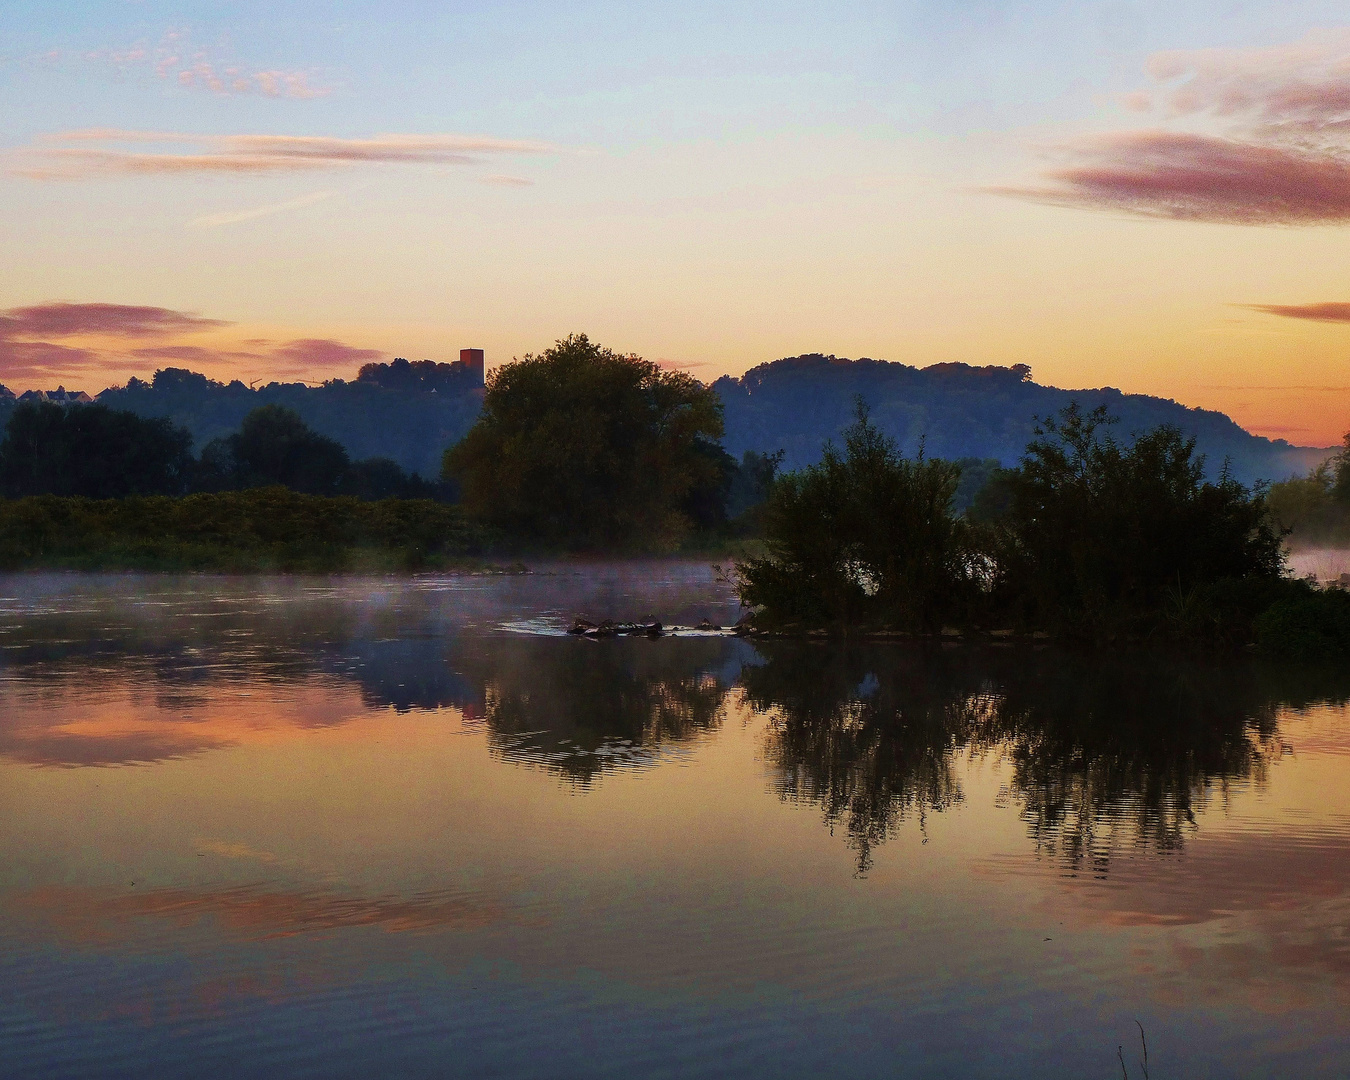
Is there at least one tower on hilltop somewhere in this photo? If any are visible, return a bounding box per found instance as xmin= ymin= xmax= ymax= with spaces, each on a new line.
xmin=460 ymin=349 xmax=484 ymax=385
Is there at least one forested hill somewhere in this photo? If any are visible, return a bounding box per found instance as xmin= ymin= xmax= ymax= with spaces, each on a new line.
xmin=713 ymin=355 xmax=1330 ymax=486
xmin=95 ymin=364 xmax=483 ymax=479
xmin=0 ymin=354 xmax=1331 ymax=485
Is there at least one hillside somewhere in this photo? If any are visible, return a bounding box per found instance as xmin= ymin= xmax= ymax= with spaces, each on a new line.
xmin=713 ymin=355 xmax=1332 ymax=486
xmin=74 ymin=363 xmax=480 ymax=479
xmin=0 ymin=355 xmax=1332 ymax=487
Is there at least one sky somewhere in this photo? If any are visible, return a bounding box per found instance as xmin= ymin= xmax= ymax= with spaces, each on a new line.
xmin=3 ymin=1 xmax=1350 ymax=445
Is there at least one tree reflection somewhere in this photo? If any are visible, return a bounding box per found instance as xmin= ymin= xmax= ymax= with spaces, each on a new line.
xmin=742 ymin=645 xmax=988 ymax=873
xmin=745 ymin=643 xmax=1350 ymax=874
xmin=460 ymin=637 xmax=749 ymax=785
xmin=991 ymin=658 xmax=1287 ymax=874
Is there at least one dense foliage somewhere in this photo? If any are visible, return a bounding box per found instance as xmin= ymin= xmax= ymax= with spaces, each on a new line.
xmin=990 ymin=405 xmax=1285 ymax=636
xmin=89 ymin=363 xmax=483 ymax=478
xmin=200 ymin=404 xmax=351 ymax=494
xmin=0 ymin=489 xmax=482 ymax=572
xmin=738 ymin=403 xmax=1294 ymax=645
xmin=1265 ymin=433 xmax=1350 ymax=544
xmin=0 ymin=400 xmax=443 ymax=502
xmin=737 ymin=404 xmax=972 ymax=630
xmin=0 ymin=401 xmax=194 ymax=498
xmin=443 ymin=334 xmax=727 ymax=548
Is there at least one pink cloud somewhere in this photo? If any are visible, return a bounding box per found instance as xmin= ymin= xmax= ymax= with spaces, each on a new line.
xmin=2 ymin=301 xmax=227 ymax=337
xmin=991 ymin=131 xmax=1350 ymax=224
xmin=12 ymin=130 xmax=561 ymax=180
xmin=1143 ymin=28 xmax=1350 ymax=135
xmin=134 ymin=345 xmax=269 ymax=364
xmin=655 ymin=357 xmax=712 ymax=371
xmin=0 ymin=301 xmax=384 ymax=390
xmin=83 ymin=29 xmax=330 ymax=100
xmin=0 ymin=340 xmax=103 ymax=384
xmin=270 ymin=339 xmax=384 ymax=369
xmin=1244 ymin=301 xmax=1350 ymax=322
xmin=996 ymin=28 xmax=1350 ymax=226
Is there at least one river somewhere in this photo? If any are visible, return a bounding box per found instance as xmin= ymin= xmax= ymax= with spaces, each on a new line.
xmin=0 ymin=565 xmax=1347 ymax=1078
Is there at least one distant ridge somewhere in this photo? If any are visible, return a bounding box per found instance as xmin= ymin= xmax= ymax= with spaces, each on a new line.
xmin=0 ymin=355 xmax=1333 ymax=487
xmin=713 ymin=355 xmax=1332 ymax=486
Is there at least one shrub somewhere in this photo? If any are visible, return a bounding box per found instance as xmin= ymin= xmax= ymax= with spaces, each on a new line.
xmin=991 ymin=405 xmax=1283 ymax=637
xmin=736 ymin=402 xmax=970 ymax=631
xmin=0 ymin=489 xmax=482 ymax=572
xmin=1255 ymin=588 xmax=1350 ymax=661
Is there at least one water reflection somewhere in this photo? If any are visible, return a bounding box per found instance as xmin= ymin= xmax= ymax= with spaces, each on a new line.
xmin=745 ymin=644 xmax=1350 ymax=873
xmin=458 ymin=638 xmax=748 ymax=783
xmin=4 ymin=576 xmax=1350 ymax=872
xmin=4 ymin=576 xmax=1350 ymax=1077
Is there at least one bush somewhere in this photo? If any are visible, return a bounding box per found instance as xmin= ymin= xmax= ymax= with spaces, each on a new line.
xmin=736 ymin=402 xmax=971 ymax=631
xmin=1254 ymin=588 xmax=1350 ymax=661
xmin=990 ymin=404 xmax=1283 ymax=638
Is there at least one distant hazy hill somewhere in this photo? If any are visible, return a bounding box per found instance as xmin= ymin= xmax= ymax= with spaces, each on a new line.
xmin=713 ymin=355 xmax=1331 ymax=486
xmin=0 ymin=354 xmax=1331 ymax=487
xmin=93 ymin=361 xmax=484 ymax=479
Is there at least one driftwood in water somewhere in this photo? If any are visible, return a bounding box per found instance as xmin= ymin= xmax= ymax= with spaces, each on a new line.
xmin=569 ymin=617 xmax=741 ymax=638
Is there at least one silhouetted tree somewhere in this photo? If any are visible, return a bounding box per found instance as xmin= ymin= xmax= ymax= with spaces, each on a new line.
xmin=736 ymin=401 xmax=971 ymax=630
xmin=991 ymin=404 xmax=1284 ymax=637
xmin=0 ymin=401 xmax=193 ymax=498
xmin=1333 ymin=432 xmax=1350 ymax=504
xmin=725 ymin=449 xmax=784 ymax=522
xmin=442 ymin=333 xmax=726 ymax=548
xmin=224 ymin=404 xmax=351 ymax=494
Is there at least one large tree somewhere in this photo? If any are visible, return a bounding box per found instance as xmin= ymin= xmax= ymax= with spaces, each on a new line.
xmin=0 ymin=401 xmax=194 ymax=498
xmin=442 ymin=334 xmax=726 ymax=548
xmin=202 ymin=404 xmax=351 ymax=495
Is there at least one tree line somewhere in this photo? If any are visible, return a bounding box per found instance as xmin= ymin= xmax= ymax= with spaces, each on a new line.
xmin=4 ymin=330 xmax=1348 ymax=657
xmin=737 ymin=400 xmax=1350 ymax=656
xmin=0 ymin=400 xmax=445 ymax=501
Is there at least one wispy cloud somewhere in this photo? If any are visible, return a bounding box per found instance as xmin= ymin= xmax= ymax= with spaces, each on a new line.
xmin=0 ymin=301 xmax=385 ymax=390
xmin=1 ymin=302 xmax=227 ymax=337
xmin=13 ymin=130 xmax=561 ymax=180
xmin=993 ymin=27 xmax=1350 ymax=225
xmin=480 ymin=174 xmax=535 ymax=187
xmin=991 ymin=131 xmax=1350 ymax=224
xmin=655 ymin=357 xmax=712 ymax=371
xmin=134 ymin=345 xmax=268 ymax=364
xmin=0 ymin=340 xmax=103 ymax=384
xmin=1243 ymin=301 xmax=1350 ymax=322
xmin=0 ymin=301 xmax=227 ymax=385
xmin=1139 ymin=29 xmax=1350 ymax=137
xmin=81 ymin=28 xmax=330 ymax=100
xmin=270 ymin=339 xmax=383 ymax=370
xmin=191 ymin=190 xmax=336 ymax=228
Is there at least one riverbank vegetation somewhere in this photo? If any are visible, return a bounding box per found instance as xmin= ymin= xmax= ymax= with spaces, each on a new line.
xmin=736 ymin=401 xmax=1350 ymax=655
xmin=1265 ymin=434 xmax=1350 ymax=546
xmin=2 ymin=333 xmax=1347 ymax=659
xmin=0 ymin=400 xmax=446 ymax=501
xmin=0 ymin=489 xmax=483 ymax=572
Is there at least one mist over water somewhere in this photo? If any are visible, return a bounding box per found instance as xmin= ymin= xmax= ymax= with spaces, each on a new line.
xmin=1 ymin=567 xmax=1349 ymax=1078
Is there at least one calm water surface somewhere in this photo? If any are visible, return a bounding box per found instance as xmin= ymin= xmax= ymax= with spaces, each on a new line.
xmin=1 ymin=565 xmax=1348 ymax=1078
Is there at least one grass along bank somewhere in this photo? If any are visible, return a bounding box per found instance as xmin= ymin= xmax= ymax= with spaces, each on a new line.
xmin=0 ymin=489 xmax=488 ymax=573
